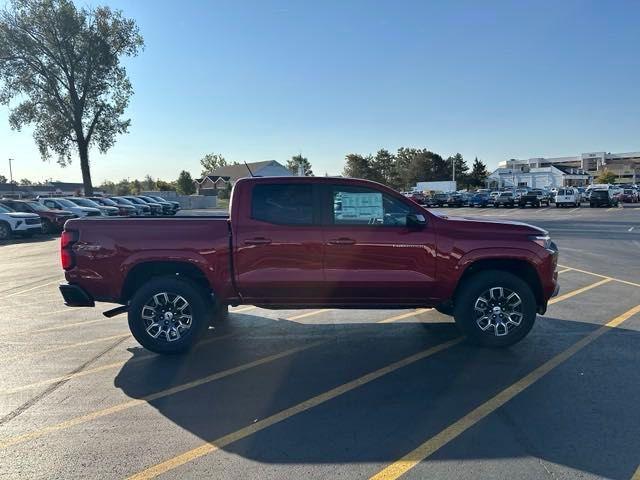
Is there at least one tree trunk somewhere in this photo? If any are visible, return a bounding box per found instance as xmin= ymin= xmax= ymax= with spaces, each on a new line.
xmin=78 ymin=141 xmax=93 ymax=196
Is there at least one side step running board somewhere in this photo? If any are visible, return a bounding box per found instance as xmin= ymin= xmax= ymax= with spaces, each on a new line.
xmin=103 ymin=305 xmax=129 ymax=318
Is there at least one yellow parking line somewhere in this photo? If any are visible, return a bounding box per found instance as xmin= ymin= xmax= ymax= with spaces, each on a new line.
xmin=557 ymin=264 xmax=640 ymax=289
xmin=0 ymin=341 xmax=327 ymax=450
xmin=126 ymin=338 xmax=463 ymax=480
xmin=0 ymin=332 xmax=239 ymax=395
xmin=557 ymin=267 xmax=573 ymax=274
xmin=231 ymin=305 xmax=256 ymax=314
xmin=377 ymin=308 xmax=433 ymax=323
xmin=3 ymin=333 xmax=131 ymax=362
xmin=21 ymin=318 xmax=113 ymax=334
xmin=287 ymin=309 xmax=333 ymax=321
xmin=368 ymin=304 xmax=640 ymax=480
xmin=1 ymin=280 xmax=60 ymax=299
xmin=548 ymin=278 xmax=612 ymax=305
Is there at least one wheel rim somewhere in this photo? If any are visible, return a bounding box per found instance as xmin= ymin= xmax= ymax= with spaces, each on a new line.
xmin=141 ymin=292 xmax=193 ymax=342
xmin=474 ymin=287 xmax=523 ymax=337
xmin=0 ymin=225 xmax=9 ymax=240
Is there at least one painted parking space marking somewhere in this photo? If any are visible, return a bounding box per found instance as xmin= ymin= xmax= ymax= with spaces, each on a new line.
xmin=548 ymin=278 xmax=612 ymax=305
xmin=558 ymin=264 xmax=640 ymax=289
xmin=0 ymin=341 xmax=328 ymax=450
xmin=126 ymin=338 xmax=463 ymax=480
xmin=287 ymin=309 xmax=334 ymax=321
xmin=367 ymin=304 xmax=640 ymax=480
xmin=1 ymin=279 xmax=60 ymax=299
xmin=377 ymin=308 xmax=432 ymax=323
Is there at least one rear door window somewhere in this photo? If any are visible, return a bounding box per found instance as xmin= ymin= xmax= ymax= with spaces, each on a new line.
xmin=251 ymin=184 xmax=314 ymax=225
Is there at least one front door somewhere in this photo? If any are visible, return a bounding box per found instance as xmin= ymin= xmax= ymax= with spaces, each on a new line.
xmin=233 ymin=181 xmax=325 ymax=303
xmin=321 ymin=183 xmax=437 ymax=305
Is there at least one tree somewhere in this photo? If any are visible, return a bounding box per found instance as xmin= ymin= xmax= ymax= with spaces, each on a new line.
xmin=596 ymin=169 xmax=617 ymax=184
xmin=371 ymin=149 xmax=396 ymax=187
xmin=200 ymin=153 xmax=227 ymax=176
xmin=115 ymin=178 xmax=131 ymax=195
xmin=287 ymin=154 xmax=313 ymax=176
xmin=176 ymin=170 xmax=195 ymax=195
xmin=343 ymin=153 xmax=374 ymax=179
xmin=468 ymin=157 xmax=489 ymax=188
xmin=142 ymin=174 xmax=155 ymax=191
xmin=131 ymin=179 xmax=142 ymax=194
xmin=156 ymin=179 xmax=176 ymax=191
xmin=447 ymin=153 xmax=469 ymax=188
xmin=19 ymin=178 xmax=32 ymax=185
xmin=0 ymin=174 xmax=6 ymax=183
xmin=431 ymin=153 xmax=449 ymax=181
xmin=98 ymin=180 xmax=116 ymax=194
xmin=0 ymin=0 xmax=144 ymax=195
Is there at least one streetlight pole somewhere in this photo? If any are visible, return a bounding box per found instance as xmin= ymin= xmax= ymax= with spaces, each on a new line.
xmin=8 ymin=158 xmax=14 ymax=194
xmin=452 ymin=157 xmax=456 ymax=185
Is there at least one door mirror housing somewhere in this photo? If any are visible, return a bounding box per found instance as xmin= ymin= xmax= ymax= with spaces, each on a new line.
xmin=406 ymin=213 xmax=426 ymax=228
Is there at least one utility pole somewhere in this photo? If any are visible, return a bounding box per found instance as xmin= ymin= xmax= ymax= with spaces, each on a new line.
xmin=452 ymin=157 xmax=456 ymax=183
xmin=8 ymin=158 xmax=14 ymax=194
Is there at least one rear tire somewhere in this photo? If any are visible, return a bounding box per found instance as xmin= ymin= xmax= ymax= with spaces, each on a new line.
xmin=453 ymin=270 xmax=537 ymax=347
xmin=41 ymin=219 xmax=54 ymax=234
xmin=0 ymin=222 xmax=11 ymax=241
xmin=128 ymin=276 xmax=211 ymax=354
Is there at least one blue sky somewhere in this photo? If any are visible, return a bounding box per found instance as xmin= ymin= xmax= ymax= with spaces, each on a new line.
xmin=1 ymin=0 xmax=640 ymax=184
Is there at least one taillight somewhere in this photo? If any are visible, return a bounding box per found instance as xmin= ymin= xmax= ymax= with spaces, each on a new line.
xmin=60 ymin=230 xmax=78 ymax=270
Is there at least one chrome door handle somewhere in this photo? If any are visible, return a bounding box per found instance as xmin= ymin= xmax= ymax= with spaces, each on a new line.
xmin=328 ymin=238 xmax=356 ymax=245
xmin=244 ymin=237 xmax=272 ymax=245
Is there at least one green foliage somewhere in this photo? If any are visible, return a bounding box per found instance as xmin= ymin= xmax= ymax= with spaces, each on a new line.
xmin=19 ymin=178 xmax=32 ymax=185
xmin=343 ymin=153 xmax=374 ymax=179
xmin=468 ymin=157 xmax=489 ymax=188
xmin=176 ymin=170 xmax=195 ymax=195
xmin=200 ymin=153 xmax=227 ymax=177
xmin=0 ymin=0 xmax=144 ymax=195
xmin=0 ymin=174 xmax=7 ymax=183
xmin=155 ymin=179 xmax=176 ymax=191
xmin=596 ymin=169 xmax=617 ymax=184
xmin=218 ymin=181 xmax=232 ymax=199
xmin=115 ymin=179 xmax=131 ymax=195
xmin=287 ymin=154 xmax=313 ymax=176
xmin=142 ymin=174 xmax=155 ymax=191
xmin=342 ymin=148 xmax=487 ymax=191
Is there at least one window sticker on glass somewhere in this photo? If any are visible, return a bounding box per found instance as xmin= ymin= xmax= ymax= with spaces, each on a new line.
xmin=334 ymin=191 xmax=383 ymax=224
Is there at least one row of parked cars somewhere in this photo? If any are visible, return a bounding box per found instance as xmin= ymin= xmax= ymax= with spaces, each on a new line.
xmin=405 ymin=184 xmax=639 ymax=210
xmin=0 ymin=195 xmax=180 ymax=241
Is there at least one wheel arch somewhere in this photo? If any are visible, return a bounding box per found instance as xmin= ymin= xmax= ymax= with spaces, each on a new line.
xmin=121 ymin=260 xmax=212 ymax=303
xmin=454 ymin=257 xmax=544 ymax=308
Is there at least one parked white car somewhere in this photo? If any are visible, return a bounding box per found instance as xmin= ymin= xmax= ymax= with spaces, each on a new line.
xmin=0 ymin=203 xmax=42 ymax=240
xmin=554 ymin=187 xmax=581 ymax=208
xmin=39 ymin=197 xmax=102 ymax=217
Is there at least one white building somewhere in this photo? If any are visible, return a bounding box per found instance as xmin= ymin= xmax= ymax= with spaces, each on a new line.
xmin=489 ymin=151 xmax=640 ymax=188
xmin=486 ymin=165 xmax=589 ymax=190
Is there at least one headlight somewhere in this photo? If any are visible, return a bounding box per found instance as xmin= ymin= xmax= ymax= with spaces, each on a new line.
xmin=530 ymin=234 xmax=555 ymax=251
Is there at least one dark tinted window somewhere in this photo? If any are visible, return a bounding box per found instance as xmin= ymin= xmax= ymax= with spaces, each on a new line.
xmin=251 ymin=184 xmax=313 ymax=225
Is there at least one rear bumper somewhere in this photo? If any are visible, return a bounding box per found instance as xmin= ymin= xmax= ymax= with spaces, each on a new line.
xmin=59 ymin=284 xmax=95 ymax=307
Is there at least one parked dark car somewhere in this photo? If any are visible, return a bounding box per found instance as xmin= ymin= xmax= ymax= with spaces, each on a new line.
xmin=469 ymin=193 xmax=490 ymax=207
xmin=133 ymin=196 xmax=166 ymax=215
xmin=589 ymin=190 xmax=618 ymax=208
xmin=123 ymin=196 xmax=162 ymax=215
xmin=494 ymin=192 xmax=516 ymax=208
xmin=619 ymin=189 xmax=639 ymax=203
xmin=0 ymin=198 xmax=75 ymax=234
xmin=146 ymin=195 xmax=180 ymax=213
xmin=518 ymin=189 xmax=549 ymax=208
xmin=138 ymin=195 xmax=175 ymax=215
xmin=446 ymin=193 xmax=465 ymax=207
xmin=88 ymin=197 xmax=137 ymax=216
xmin=428 ymin=193 xmax=448 ymax=207
xmin=112 ymin=196 xmax=150 ymax=216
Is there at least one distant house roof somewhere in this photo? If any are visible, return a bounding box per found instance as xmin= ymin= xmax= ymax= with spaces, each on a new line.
xmin=196 ymin=175 xmax=231 ymax=184
xmin=202 ymin=160 xmax=292 ymax=183
xmin=552 ymin=165 xmax=590 ymax=176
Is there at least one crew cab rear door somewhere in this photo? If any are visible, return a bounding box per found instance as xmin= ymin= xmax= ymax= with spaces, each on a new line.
xmin=320 ymin=182 xmax=437 ymax=304
xmin=232 ymin=180 xmax=325 ymax=302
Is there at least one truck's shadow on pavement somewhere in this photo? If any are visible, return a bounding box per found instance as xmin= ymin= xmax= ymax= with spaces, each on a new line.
xmin=114 ymin=313 xmax=640 ymax=479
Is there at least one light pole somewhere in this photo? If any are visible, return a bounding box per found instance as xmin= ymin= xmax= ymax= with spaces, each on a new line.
xmin=8 ymin=158 xmax=14 ymax=194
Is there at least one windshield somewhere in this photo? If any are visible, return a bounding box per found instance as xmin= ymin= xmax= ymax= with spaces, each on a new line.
xmin=55 ymin=198 xmax=79 ymax=208
xmin=25 ymin=201 xmax=49 ymax=211
xmin=95 ymin=197 xmax=118 ymax=206
xmin=0 ymin=204 xmax=12 ymax=213
xmin=114 ymin=197 xmax=134 ymax=206
xmin=68 ymin=198 xmax=101 ymax=208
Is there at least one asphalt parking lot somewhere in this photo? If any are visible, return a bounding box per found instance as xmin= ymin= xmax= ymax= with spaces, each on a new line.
xmin=1 ymin=206 xmax=639 ymax=479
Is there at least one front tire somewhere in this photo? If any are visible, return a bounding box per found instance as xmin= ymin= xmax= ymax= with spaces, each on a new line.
xmin=128 ymin=276 xmax=211 ymax=354
xmin=0 ymin=222 xmax=11 ymax=241
xmin=453 ymin=270 xmax=537 ymax=347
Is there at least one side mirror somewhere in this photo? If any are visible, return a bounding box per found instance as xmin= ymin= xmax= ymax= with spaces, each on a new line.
xmin=406 ymin=213 xmax=426 ymax=228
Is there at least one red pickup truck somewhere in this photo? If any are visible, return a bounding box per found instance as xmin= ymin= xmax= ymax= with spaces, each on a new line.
xmin=59 ymin=176 xmax=559 ymax=354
